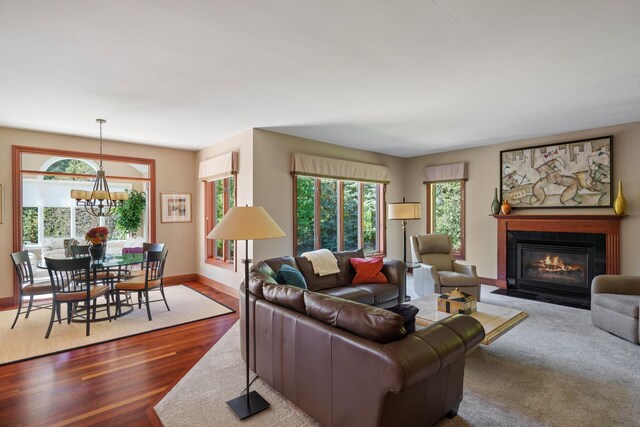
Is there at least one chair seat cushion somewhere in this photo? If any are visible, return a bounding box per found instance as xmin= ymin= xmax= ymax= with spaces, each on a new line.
xmin=353 ymin=283 xmax=399 ymax=304
xmin=592 ymin=293 xmax=640 ymax=318
xmin=438 ymin=271 xmax=478 ymax=287
xmin=319 ymin=287 xmax=374 ymax=305
xmin=56 ymin=285 xmax=109 ymax=301
xmin=116 ymin=276 xmax=162 ymax=291
xmin=23 ymin=284 xmax=53 ymax=296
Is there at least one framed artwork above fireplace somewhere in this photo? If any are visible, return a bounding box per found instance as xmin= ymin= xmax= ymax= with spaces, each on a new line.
xmin=500 ymin=136 xmax=612 ymax=209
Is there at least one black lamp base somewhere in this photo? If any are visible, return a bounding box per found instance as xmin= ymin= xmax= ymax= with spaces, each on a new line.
xmin=227 ymin=391 xmax=270 ymax=420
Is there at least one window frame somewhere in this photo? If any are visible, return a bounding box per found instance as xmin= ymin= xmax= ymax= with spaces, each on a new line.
xmin=12 ymin=145 xmax=156 ymax=304
xmin=204 ymin=176 xmax=237 ymax=270
xmin=426 ymin=180 xmax=466 ymax=260
xmin=293 ymin=175 xmax=386 ymax=256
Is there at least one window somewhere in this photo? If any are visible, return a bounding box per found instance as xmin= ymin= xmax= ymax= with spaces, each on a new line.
xmin=205 ymin=176 xmax=236 ymax=266
xmin=294 ymin=176 xmax=384 ymax=256
xmin=427 ymin=181 xmax=465 ymax=258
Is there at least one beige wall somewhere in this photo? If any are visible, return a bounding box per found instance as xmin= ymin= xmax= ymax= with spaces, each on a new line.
xmin=195 ymin=130 xmax=254 ymax=288
xmin=404 ymin=121 xmax=640 ymax=278
xmin=251 ymin=129 xmax=408 ymax=266
xmin=0 ymin=127 xmax=197 ymax=299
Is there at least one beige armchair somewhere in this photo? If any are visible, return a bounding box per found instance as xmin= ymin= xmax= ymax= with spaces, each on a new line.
xmin=410 ymin=234 xmax=480 ymax=301
xmin=591 ymin=275 xmax=640 ymax=344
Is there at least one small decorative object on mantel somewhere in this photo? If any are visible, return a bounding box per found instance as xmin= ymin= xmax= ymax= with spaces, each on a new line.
xmin=613 ymin=180 xmax=627 ymax=216
xmin=491 ymin=188 xmax=501 ymax=215
xmin=438 ymin=288 xmax=477 ymax=315
xmin=86 ymin=226 xmax=109 ymax=260
xmin=501 ymin=198 xmax=512 ymax=215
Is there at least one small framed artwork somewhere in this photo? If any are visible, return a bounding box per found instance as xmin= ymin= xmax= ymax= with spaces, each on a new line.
xmin=161 ymin=192 xmax=192 ymax=223
xmin=500 ymin=136 xmax=613 ymax=209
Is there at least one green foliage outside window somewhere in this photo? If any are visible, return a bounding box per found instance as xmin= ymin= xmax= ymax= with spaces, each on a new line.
xmin=44 ymin=207 xmax=71 ymax=238
xmin=22 ymin=207 xmax=38 ymax=245
xmin=296 ymin=176 xmax=380 ymax=255
xmin=44 ymin=159 xmax=94 ymax=180
xmin=432 ymin=181 xmax=462 ymax=252
xmin=213 ymin=177 xmax=235 ymax=261
xmin=114 ymin=189 xmax=146 ymax=237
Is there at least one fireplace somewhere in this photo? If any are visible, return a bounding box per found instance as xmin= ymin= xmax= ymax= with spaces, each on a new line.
xmin=516 ymin=242 xmax=594 ymax=296
xmin=507 ymin=231 xmax=606 ymax=302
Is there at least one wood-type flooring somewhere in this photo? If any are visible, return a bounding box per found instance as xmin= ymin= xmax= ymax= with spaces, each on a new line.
xmin=0 ymin=281 xmax=239 ymax=426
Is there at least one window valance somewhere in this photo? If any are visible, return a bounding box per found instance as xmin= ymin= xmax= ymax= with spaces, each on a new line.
xmin=290 ymin=153 xmax=390 ymax=184
xmin=199 ymin=152 xmax=238 ymax=182
xmin=423 ymin=162 xmax=467 ymax=183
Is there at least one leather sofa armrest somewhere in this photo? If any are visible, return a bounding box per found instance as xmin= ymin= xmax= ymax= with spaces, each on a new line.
xmin=382 ymin=259 xmax=406 ymax=304
xmin=592 ymin=275 xmax=640 ymax=296
xmin=383 ymin=314 xmax=483 ymax=389
xmin=420 ymin=263 xmax=441 ymax=287
xmin=452 ymin=261 xmax=478 ymax=280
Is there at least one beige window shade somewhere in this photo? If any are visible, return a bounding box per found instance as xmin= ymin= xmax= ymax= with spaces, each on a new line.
xmin=290 ymin=153 xmax=390 ymax=184
xmin=423 ymin=162 xmax=467 ymax=183
xmin=199 ymin=152 xmax=238 ymax=182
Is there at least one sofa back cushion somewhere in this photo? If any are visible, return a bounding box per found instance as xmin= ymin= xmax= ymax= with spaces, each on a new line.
xmin=334 ymin=248 xmax=365 ymax=284
xmin=295 ymin=256 xmax=339 ymax=291
xmin=263 ymin=284 xmax=307 ymax=314
xmin=304 ymin=292 xmax=405 ymax=343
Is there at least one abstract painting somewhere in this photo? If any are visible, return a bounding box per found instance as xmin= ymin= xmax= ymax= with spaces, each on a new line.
xmin=500 ymin=136 xmax=612 ymax=209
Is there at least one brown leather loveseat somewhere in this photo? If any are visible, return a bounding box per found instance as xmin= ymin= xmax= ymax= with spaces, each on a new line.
xmin=241 ymin=250 xmax=485 ymax=426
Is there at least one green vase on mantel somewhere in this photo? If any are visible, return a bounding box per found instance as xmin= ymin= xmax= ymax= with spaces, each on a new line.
xmin=491 ymin=188 xmax=501 ymax=215
xmin=613 ymin=180 xmax=627 ymax=216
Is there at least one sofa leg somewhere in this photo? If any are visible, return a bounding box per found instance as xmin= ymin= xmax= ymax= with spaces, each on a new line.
xmin=446 ymin=403 xmax=460 ymax=419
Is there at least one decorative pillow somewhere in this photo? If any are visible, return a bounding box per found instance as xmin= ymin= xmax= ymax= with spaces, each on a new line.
xmin=122 ymin=247 xmax=144 ymax=254
xmin=63 ymin=239 xmax=80 ymax=258
xmin=349 ymin=257 xmax=388 ymax=285
xmin=275 ymin=264 xmax=308 ymax=289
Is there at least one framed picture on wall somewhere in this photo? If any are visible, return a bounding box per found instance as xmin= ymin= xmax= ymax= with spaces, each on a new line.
xmin=500 ymin=136 xmax=613 ymax=209
xmin=161 ymin=192 xmax=192 ymax=223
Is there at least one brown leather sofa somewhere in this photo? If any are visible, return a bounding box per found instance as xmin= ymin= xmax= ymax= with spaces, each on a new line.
xmin=241 ymin=250 xmax=485 ymax=426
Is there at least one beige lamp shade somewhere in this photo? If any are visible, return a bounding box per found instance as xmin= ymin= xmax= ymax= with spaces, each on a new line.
xmin=207 ymin=206 xmax=285 ymax=241
xmin=388 ymin=200 xmax=421 ymax=220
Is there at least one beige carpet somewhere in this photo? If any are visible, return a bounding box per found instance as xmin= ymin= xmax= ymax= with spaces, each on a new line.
xmin=155 ymin=285 xmax=639 ymax=427
xmin=0 ymin=285 xmax=233 ymax=366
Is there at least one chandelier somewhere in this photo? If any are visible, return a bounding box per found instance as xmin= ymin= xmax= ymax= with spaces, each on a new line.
xmin=70 ymin=119 xmax=129 ymax=217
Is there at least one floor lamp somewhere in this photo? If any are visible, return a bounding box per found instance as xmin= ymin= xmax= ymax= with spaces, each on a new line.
xmin=388 ymin=198 xmax=421 ymax=301
xmin=207 ymin=206 xmax=285 ymax=420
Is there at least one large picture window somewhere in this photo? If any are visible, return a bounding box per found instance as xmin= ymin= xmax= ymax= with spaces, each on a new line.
xmin=294 ymin=175 xmax=383 ymax=256
xmin=427 ymin=180 xmax=465 ymax=258
xmin=205 ymin=176 xmax=236 ymax=266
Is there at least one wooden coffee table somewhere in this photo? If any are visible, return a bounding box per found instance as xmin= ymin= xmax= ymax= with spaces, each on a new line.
xmin=410 ymin=294 xmax=528 ymax=346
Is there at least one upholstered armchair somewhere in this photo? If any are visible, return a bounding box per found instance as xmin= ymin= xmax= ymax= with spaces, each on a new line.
xmin=591 ymin=275 xmax=640 ymax=344
xmin=410 ymin=234 xmax=480 ymax=301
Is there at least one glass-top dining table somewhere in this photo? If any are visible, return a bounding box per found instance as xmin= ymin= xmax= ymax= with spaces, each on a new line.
xmin=37 ymin=253 xmax=147 ymax=321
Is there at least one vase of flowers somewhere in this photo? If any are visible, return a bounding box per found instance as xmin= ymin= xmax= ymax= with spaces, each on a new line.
xmin=86 ymin=226 xmax=109 ymax=260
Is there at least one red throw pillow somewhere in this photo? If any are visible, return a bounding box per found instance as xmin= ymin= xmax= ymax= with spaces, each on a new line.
xmin=350 ymin=257 xmax=388 ymax=285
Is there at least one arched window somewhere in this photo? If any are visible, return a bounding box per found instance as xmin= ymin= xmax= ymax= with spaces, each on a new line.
xmin=43 ymin=158 xmax=97 ymax=181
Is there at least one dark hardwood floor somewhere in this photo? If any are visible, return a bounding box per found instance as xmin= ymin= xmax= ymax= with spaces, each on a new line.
xmin=0 ymin=282 xmax=239 ymax=427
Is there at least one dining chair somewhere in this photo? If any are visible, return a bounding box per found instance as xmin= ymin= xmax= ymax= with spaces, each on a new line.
xmin=125 ymin=242 xmax=166 ymax=278
xmin=115 ymin=248 xmax=169 ymax=321
xmin=70 ymin=244 xmax=120 ymax=285
xmin=45 ymin=256 xmax=111 ymax=338
xmin=9 ymin=251 xmax=56 ymax=329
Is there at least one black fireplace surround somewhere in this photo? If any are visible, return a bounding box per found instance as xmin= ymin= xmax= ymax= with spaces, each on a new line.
xmin=507 ymin=231 xmax=606 ymax=302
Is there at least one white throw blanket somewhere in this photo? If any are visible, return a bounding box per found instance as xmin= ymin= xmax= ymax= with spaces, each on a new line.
xmin=301 ymin=249 xmax=340 ymax=276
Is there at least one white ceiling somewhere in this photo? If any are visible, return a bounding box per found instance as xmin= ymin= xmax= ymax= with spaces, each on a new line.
xmin=1 ymin=1 xmax=640 ymax=157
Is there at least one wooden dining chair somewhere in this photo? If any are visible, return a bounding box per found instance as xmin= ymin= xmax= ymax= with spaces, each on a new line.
xmin=125 ymin=242 xmax=166 ymax=278
xmin=115 ymin=248 xmax=169 ymax=321
xmin=9 ymin=251 xmax=56 ymax=329
xmin=45 ymin=257 xmax=111 ymax=338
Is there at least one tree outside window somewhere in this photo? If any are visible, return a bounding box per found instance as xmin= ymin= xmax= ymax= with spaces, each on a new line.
xmin=295 ymin=176 xmax=383 ymax=256
xmin=427 ymin=180 xmax=465 ymax=258
xmin=205 ymin=176 xmax=235 ymax=265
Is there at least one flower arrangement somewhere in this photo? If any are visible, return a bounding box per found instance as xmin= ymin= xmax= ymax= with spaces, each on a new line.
xmin=85 ymin=227 xmax=109 ymax=245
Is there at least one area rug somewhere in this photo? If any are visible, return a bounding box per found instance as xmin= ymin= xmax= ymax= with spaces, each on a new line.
xmin=155 ymin=285 xmax=639 ymax=426
xmin=0 ymin=285 xmax=234 ymax=366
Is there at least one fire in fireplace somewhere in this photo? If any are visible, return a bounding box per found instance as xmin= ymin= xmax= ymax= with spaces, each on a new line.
xmin=516 ymin=242 xmax=594 ymax=296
